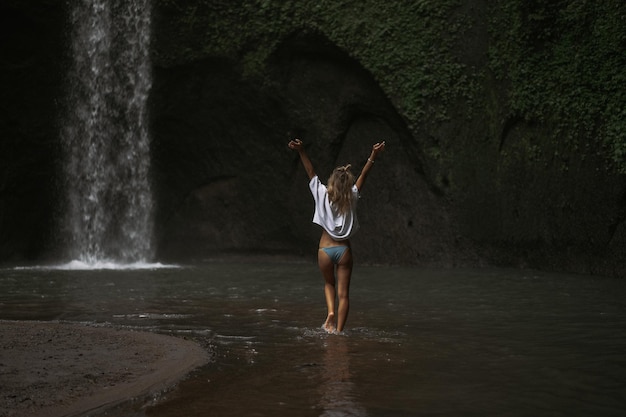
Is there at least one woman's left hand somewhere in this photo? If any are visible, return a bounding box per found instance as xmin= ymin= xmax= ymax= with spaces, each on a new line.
xmin=288 ymin=139 xmax=303 ymax=151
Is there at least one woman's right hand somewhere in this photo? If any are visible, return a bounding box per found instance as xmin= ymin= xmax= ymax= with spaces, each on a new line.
xmin=371 ymin=141 xmax=385 ymax=157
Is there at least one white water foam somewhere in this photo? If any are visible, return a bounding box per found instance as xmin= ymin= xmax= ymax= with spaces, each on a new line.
xmin=53 ymin=260 xmax=179 ymax=270
xmin=12 ymin=260 xmax=179 ymax=271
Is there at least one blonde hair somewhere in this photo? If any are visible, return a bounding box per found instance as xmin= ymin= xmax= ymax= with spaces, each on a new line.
xmin=327 ymin=164 xmax=355 ymax=214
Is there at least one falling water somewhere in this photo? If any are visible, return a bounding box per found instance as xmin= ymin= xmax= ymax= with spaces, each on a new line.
xmin=61 ymin=0 xmax=154 ymax=264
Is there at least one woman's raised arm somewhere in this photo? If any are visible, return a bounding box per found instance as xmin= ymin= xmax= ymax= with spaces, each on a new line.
xmin=355 ymin=141 xmax=385 ymax=191
xmin=288 ymin=139 xmax=316 ymax=180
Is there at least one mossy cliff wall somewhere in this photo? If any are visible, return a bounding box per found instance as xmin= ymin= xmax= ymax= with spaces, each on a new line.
xmin=1 ymin=0 xmax=625 ymax=275
xmin=150 ymin=0 xmax=626 ymax=275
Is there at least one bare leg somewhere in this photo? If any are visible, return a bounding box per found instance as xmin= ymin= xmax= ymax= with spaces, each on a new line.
xmin=318 ymin=249 xmax=337 ymax=332
xmin=335 ymin=249 xmax=353 ymax=332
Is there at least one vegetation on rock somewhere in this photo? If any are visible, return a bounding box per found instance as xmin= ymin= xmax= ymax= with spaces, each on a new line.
xmin=488 ymin=0 xmax=626 ymax=173
xmin=154 ymin=0 xmax=626 ymax=173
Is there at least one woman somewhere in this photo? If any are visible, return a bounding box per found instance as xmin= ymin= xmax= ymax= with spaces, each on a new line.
xmin=288 ymin=138 xmax=385 ymax=333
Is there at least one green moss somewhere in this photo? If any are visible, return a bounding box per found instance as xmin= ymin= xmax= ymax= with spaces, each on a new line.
xmin=154 ymin=0 xmax=626 ymax=173
xmin=153 ymin=0 xmax=469 ymax=128
xmin=488 ymin=0 xmax=626 ymax=172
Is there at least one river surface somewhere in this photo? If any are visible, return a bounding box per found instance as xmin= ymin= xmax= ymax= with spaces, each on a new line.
xmin=1 ymin=262 xmax=625 ymax=416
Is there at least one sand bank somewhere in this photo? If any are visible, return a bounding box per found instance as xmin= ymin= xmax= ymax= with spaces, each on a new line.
xmin=0 ymin=320 xmax=209 ymax=417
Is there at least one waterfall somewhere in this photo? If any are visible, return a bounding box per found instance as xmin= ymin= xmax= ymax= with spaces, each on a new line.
xmin=61 ymin=0 xmax=154 ymax=264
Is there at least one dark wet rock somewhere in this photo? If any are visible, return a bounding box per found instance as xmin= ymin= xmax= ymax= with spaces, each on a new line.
xmin=1 ymin=1 xmax=624 ymax=276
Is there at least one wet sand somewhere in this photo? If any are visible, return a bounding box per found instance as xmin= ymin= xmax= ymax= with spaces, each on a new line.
xmin=0 ymin=320 xmax=210 ymax=417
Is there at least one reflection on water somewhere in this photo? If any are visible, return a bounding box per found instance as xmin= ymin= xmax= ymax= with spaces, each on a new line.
xmin=319 ymin=336 xmax=367 ymax=417
xmin=1 ymin=263 xmax=625 ymax=417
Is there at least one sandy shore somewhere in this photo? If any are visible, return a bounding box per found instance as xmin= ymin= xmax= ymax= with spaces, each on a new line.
xmin=0 ymin=320 xmax=210 ymax=417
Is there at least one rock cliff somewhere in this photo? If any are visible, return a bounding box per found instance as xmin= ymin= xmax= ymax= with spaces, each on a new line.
xmin=1 ymin=0 xmax=624 ymax=276
xmin=0 ymin=0 xmax=66 ymax=262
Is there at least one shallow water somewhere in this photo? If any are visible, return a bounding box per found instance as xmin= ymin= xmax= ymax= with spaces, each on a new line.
xmin=1 ymin=262 xmax=625 ymax=416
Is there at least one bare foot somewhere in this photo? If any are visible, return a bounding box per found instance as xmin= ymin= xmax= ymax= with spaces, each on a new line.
xmin=322 ymin=313 xmax=336 ymax=333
